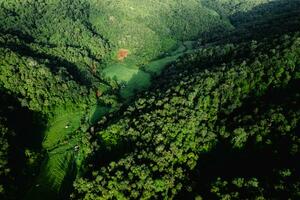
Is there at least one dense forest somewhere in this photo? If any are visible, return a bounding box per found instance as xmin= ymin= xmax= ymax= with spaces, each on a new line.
xmin=0 ymin=0 xmax=299 ymax=199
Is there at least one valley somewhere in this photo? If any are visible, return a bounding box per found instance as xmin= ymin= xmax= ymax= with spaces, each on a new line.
xmin=0 ymin=1 xmax=300 ymax=199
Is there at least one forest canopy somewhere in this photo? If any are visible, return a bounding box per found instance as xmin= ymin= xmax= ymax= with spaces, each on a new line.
xmin=0 ymin=0 xmax=299 ymax=199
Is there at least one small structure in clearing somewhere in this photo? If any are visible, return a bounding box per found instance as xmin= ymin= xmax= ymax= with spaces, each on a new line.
xmin=117 ymin=49 xmax=129 ymax=61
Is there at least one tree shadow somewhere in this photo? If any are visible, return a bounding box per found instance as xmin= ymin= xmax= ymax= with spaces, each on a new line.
xmin=177 ymin=137 xmax=299 ymax=199
xmin=176 ymin=75 xmax=300 ymax=200
xmin=202 ymin=0 xmax=300 ymax=44
xmin=0 ymin=89 xmax=47 ymax=199
xmin=230 ymin=0 xmax=300 ymax=25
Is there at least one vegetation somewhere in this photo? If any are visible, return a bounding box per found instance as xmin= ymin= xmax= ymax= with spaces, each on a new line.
xmin=73 ymin=32 xmax=300 ymax=199
xmin=0 ymin=117 xmax=11 ymax=196
xmin=0 ymin=0 xmax=299 ymax=199
xmin=181 ymin=78 xmax=300 ymax=199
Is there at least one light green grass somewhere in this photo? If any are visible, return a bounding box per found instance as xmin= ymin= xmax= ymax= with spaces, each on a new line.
xmin=146 ymin=41 xmax=197 ymax=74
xmin=103 ymin=41 xmax=197 ymax=98
xmin=103 ymin=63 xmax=140 ymax=82
xmin=146 ymin=55 xmax=180 ymax=74
xmin=28 ymin=103 xmax=113 ymax=200
xmin=120 ymin=71 xmax=151 ymax=98
xmin=26 ymin=151 xmax=75 ymax=200
xmin=89 ymin=105 xmax=112 ymax=125
xmin=147 ymin=41 xmax=197 ymax=75
xmin=42 ymin=108 xmax=84 ymax=149
xmin=103 ymin=62 xmax=152 ymax=98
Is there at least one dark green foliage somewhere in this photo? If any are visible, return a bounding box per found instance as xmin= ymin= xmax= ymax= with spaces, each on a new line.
xmin=0 ymin=118 xmax=10 ymax=196
xmin=0 ymin=91 xmax=47 ymax=200
xmin=73 ymin=33 xmax=300 ymax=199
xmin=179 ymin=78 xmax=300 ymax=199
xmin=0 ymin=45 xmax=92 ymax=114
xmin=1 ymin=1 xmax=300 ymax=199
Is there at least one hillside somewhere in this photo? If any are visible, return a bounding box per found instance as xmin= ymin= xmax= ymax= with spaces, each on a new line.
xmin=74 ymin=31 xmax=300 ymax=200
xmin=0 ymin=0 xmax=299 ymax=199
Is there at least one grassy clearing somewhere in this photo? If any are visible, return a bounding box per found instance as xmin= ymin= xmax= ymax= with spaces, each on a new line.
xmin=120 ymin=72 xmax=151 ymax=98
xmin=26 ymin=120 xmax=93 ymax=200
xmin=103 ymin=63 xmax=140 ymax=82
xmin=26 ymin=151 xmax=75 ymax=200
xmin=42 ymin=108 xmax=84 ymax=149
xmin=103 ymin=62 xmax=152 ymax=98
xmin=27 ymin=96 xmax=133 ymax=199
xmin=28 ymin=109 xmax=82 ymax=200
xmin=104 ymin=41 xmax=197 ymax=98
xmin=146 ymin=41 xmax=197 ymax=74
xmin=28 ymin=102 xmax=113 ymax=200
xmin=146 ymin=54 xmax=180 ymax=74
xmin=89 ymin=105 xmax=112 ymax=125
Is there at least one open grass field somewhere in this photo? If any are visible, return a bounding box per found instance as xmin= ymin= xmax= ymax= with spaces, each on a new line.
xmin=103 ymin=62 xmax=151 ymax=98
xmin=42 ymin=108 xmax=84 ymax=149
xmin=103 ymin=63 xmax=141 ymax=83
xmin=146 ymin=41 xmax=197 ymax=74
xmin=89 ymin=106 xmax=112 ymax=125
xmin=26 ymin=150 xmax=75 ymax=200
xmin=104 ymin=41 xmax=197 ymax=98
